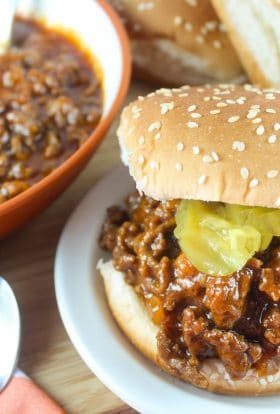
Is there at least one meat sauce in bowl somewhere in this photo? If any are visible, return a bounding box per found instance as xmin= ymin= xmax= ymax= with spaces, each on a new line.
xmin=0 ymin=17 xmax=102 ymax=203
xmin=100 ymin=193 xmax=280 ymax=389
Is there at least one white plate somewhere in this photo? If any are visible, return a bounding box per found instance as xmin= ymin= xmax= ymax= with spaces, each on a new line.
xmin=55 ymin=166 xmax=279 ymax=414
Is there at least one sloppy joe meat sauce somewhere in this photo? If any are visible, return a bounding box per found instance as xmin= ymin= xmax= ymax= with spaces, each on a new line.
xmin=100 ymin=193 xmax=280 ymax=387
xmin=0 ymin=18 xmax=102 ymax=203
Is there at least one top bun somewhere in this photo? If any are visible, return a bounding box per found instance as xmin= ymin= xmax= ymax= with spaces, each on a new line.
xmin=109 ymin=0 xmax=244 ymax=85
xmin=118 ymin=84 xmax=280 ymax=208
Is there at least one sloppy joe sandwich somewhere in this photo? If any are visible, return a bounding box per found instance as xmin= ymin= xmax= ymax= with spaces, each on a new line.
xmin=212 ymin=0 xmax=280 ymax=88
xmin=109 ymin=0 xmax=244 ymax=85
xmin=98 ymin=84 xmax=280 ymax=395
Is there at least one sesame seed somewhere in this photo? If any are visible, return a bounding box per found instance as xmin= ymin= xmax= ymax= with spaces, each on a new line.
xmin=150 ymin=160 xmax=159 ymax=170
xmin=213 ymin=40 xmax=222 ymax=49
xmin=132 ymin=105 xmax=141 ymax=113
xmin=268 ymin=135 xmax=277 ymax=144
xmin=148 ymin=121 xmax=161 ymax=132
xmin=236 ymin=98 xmax=245 ymax=104
xmin=187 ymin=121 xmax=198 ymax=128
xmin=191 ymin=112 xmax=201 ymax=118
xmin=212 ymin=151 xmax=219 ymax=161
xmin=212 ymin=96 xmax=221 ymax=100
xmin=256 ymin=125 xmax=265 ymax=135
xmin=275 ymin=197 xmax=280 ymax=207
xmin=217 ymin=102 xmax=227 ymax=108
xmin=249 ymin=178 xmax=259 ymax=188
xmin=267 ymin=170 xmax=278 ymax=178
xmin=138 ymin=135 xmax=145 ymax=145
xmin=178 ymin=93 xmax=189 ymax=97
xmin=138 ymin=154 xmax=144 ymax=164
xmin=203 ymin=96 xmax=210 ymax=102
xmin=196 ymin=35 xmax=204 ymax=44
xmin=247 ymin=109 xmax=259 ymax=119
xmin=177 ymin=142 xmax=184 ymax=151
xmin=192 ymin=146 xmax=200 ymax=155
xmin=240 ymin=167 xmax=249 ymax=179
xmin=266 ymin=108 xmax=276 ymax=114
xmin=226 ymin=99 xmax=236 ymax=104
xmin=154 ymin=132 xmax=161 ymax=141
xmin=203 ymin=155 xmax=213 ymax=163
xmin=184 ymin=22 xmax=193 ymax=31
xmin=205 ymin=21 xmax=217 ymax=31
xmin=266 ymin=93 xmax=276 ymax=100
xmin=160 ymin=101 xmax=174 ymax=115
xmin=137 ymin=2 xmax=154 ymax=11
xmin=228 ymin=116 xmax=240 ymax=123
xmin=210 ymin=109 xmax=220 ymax=115
xmin=176 ymin=162 xmax=183 ymax=171
xmin=251 ymin=104 xmax=260 ymax=109
xmin=198 ymin=175 xmax=207 ymax=185
xmin=188 ymin=105 xmax=196 ymax=112
xmin=138 ymin=96 xmax=144 ymax=101
xmin=185 ymin=0 xmax=197 ymax=7
xmin=232 ymin=141 xmax=245 ymax=151
xmin=174 ymin=16 xmax=183 ymax=25
xmin=133 ymin=113 xmax=140 ymax=119
xmin=274 ymin=123 xmax=280 ymax=131
xmin=252 ymin=117 xmax=262 ymax=124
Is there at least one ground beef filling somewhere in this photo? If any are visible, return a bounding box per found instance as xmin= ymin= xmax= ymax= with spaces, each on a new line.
xmin=99 ymin=193 xmax=280 ymax=383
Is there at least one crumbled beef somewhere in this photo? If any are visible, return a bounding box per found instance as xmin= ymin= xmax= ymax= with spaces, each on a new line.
xmin=99 ymin=193 xmax=280 ymax=383
xmin=205 ymin=269 xmax=253 ymax=329
xmin=263 ymin=308 xmax=280 ymax=345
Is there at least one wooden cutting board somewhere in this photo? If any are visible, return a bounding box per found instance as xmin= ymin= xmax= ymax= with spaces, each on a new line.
xmin=0 ymin=81 xmax=153 ymax=414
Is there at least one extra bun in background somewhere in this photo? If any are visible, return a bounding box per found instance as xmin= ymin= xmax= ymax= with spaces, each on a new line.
xmin=98 ymin=260 xmax=280 ymax=395
xmin=118 ymin=84 xmax=280 ymax=208
xmin=108 ymin=0 xmax=245 ymax=85
xmin=212 ymin=0 xmax=280 ymax=88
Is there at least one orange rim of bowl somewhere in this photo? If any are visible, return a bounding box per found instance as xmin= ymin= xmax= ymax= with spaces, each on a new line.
xmin=0 ymin=0 xmax=131 ymax=215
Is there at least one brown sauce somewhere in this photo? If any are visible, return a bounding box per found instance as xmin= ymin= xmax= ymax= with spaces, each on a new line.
xmin=99 ymin=193 xmax=280 ymax=384
xmin=0 ymin=17 xmax=102 ymax=203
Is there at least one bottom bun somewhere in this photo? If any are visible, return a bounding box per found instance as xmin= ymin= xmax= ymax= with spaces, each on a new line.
xmin=131 ymin=38 xmax=246 ymax=86
xmin=98 ymin=259 xmax=280 ymax=395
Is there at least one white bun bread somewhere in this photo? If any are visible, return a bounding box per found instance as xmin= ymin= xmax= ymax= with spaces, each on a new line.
xmin=98 ymin=259 xmax=280 ymax=395
xmin=117 ymin=84 xmax=280 ymax=208
xmin=212 ymin=0 xmax=280 ymax=88
xmin=108 ymin=0 xmax=245 ymax=86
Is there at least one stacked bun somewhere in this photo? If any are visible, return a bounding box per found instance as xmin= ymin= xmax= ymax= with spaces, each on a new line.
xmin=212 ymin=0 xmax=280 ymax=88
xmin=109 ymin=0 xmax=245 ymax=85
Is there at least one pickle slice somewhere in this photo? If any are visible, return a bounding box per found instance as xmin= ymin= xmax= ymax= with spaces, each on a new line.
xmin=174 ymin=200 xmax=280 ymax=276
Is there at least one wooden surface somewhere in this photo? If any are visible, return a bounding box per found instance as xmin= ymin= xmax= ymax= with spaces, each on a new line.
xmin=0 ymin=81 xmax=152 ymax=414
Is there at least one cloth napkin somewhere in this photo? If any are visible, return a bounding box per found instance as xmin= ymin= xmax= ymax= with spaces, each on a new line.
xmin=0 ymin=369 xmax=66 ymax=414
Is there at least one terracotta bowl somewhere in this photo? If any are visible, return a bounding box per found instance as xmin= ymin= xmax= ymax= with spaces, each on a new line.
xmin=0 ymin=0 xmax=131 ymax=238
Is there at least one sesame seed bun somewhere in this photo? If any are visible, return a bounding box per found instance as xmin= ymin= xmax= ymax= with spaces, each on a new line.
xmin=211 ymin=0 xmax=280 ymax=88
xmin=98 ymin=259 xmax=280 ymax=395
xmin=117 ymin=84 xmax=280 ymax=208
xmin=108 ymin=0 xmax=245 ymax=85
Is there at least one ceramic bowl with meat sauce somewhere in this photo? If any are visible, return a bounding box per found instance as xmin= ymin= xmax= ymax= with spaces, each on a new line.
xmin=0 ymin=0 xmax=131 ymax=238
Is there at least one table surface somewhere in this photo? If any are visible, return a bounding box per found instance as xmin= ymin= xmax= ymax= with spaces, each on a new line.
xmin=1 ymin=81 xmax=152 ymax=414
